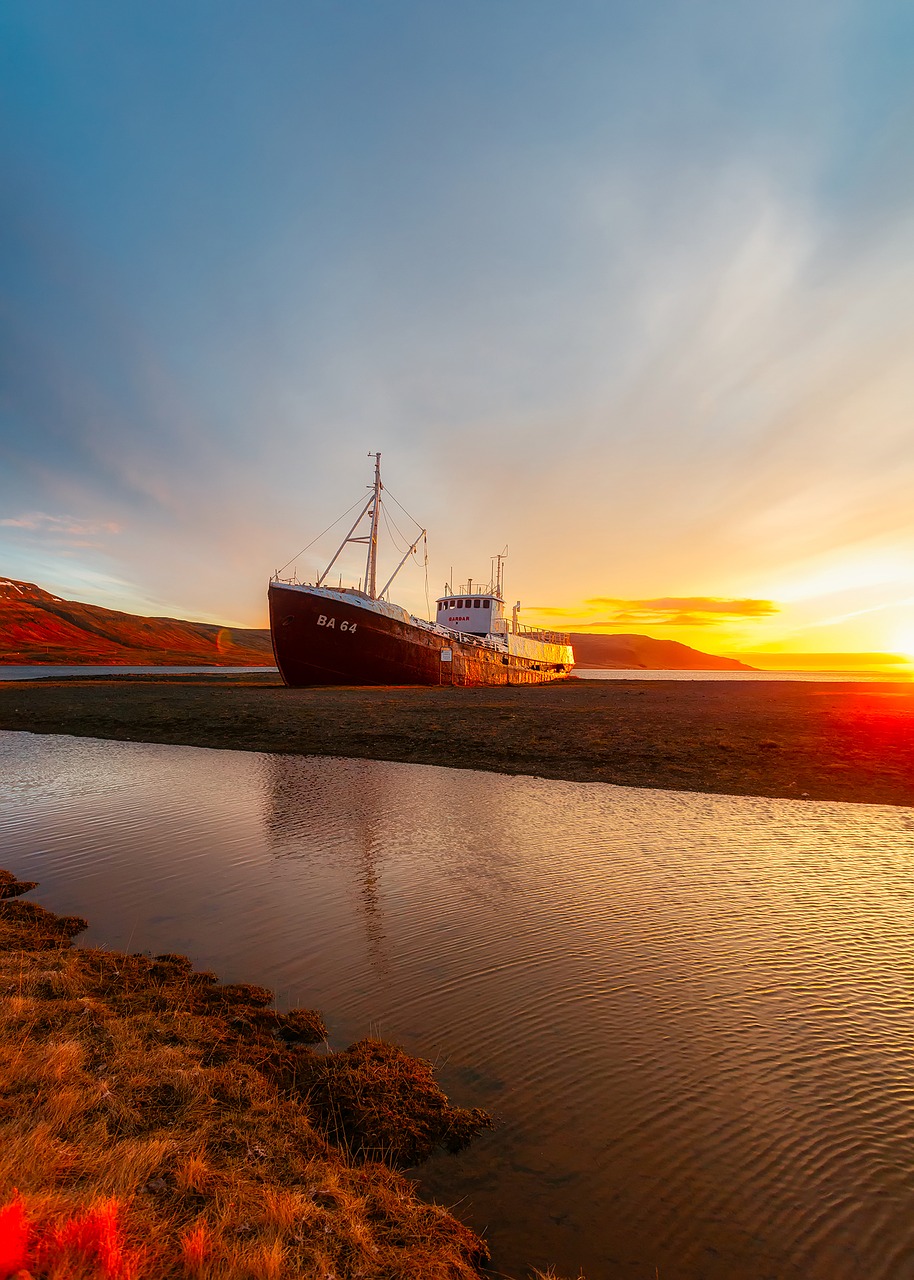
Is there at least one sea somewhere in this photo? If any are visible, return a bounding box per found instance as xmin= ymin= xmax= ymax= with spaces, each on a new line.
xmin=3 ymin=730 xmax=914 ymax=1279
xmin=576 ymin=668 xmax=912 ymax=682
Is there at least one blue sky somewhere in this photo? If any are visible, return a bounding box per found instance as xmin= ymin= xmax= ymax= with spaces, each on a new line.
xmin=2 ymin=1 xmax=914 ymax=657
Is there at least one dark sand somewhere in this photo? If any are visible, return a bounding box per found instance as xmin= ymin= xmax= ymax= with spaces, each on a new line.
xmin=2 ymin=673 xmax=913 ymax=806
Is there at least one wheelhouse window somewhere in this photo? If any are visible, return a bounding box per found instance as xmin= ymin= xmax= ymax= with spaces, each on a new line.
xmin=483 ymin=599 xmax=491 ymax=608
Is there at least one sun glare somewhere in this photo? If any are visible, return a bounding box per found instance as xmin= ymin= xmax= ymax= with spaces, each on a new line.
xmin=888 ymin=627 xmax=914 ymax=662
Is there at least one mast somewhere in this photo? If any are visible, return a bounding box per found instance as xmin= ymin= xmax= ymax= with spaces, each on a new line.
xmin=365 ymin=451 xmax=382 ymax=599
xmin=302 ymin=451 xmax=420 ymax=599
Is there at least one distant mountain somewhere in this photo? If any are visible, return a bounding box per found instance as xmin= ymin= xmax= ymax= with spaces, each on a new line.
xmin=1 ymin=576 xmax=752 ymax=671
xmin=568 ymin=631 xmax=755 ymax=671
xmin=0 ymin=578 xmax=273 ymax=666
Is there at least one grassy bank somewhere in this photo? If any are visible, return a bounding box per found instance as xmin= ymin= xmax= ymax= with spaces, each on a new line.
xmin=0 ymin=869 xmax=575 ymax=1279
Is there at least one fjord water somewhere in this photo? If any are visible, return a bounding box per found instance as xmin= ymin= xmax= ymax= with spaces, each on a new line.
xmin=575 ymin=667 xmax=913 ymax=682
xmin=3 ymin=733 xmax=914 ymax=1279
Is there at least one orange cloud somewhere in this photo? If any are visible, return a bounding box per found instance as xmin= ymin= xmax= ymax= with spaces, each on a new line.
xmin=582 ymin=597 xmax=778 ymax=626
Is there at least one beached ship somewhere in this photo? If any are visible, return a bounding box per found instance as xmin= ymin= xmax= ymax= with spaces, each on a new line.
xmin=268 ymin=454 xmax=574 ymax=686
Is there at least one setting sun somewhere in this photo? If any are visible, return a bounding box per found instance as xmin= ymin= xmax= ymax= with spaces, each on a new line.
xmin=888 ymin=626 xmax=914 ymax=663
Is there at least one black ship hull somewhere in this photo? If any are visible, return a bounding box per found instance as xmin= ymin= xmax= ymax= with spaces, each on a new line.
xmin=269 ymin=583 xmax=571 ymax=687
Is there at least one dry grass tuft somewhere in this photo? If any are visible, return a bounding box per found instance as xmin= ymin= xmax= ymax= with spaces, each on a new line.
xmin=0 ymin=868 xmax=496 ymax=1278
xmin=278 ymin=1007 xmax=328 ymax=1044
xmin=299 ymin=1037 xmax=494 ymax=1167
xmin=0 ymin=869 xmax=38 ymax=900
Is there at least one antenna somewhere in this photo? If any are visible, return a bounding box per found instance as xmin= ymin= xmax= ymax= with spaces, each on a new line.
xmin=494 ymin=546 xmax=507 ymax=598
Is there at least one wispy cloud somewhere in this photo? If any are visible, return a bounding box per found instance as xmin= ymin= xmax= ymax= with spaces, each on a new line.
xmin=1 ymin=3 xmax=912 ymax=644
xmin=0 ymin=512 xmax=122 ymax=537
xmin=787 ymin=593 xmax=914 ymax=634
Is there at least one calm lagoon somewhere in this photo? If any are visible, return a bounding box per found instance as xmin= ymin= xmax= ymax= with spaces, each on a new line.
xmin=2 ymin=730 xmax=913 ymax=1279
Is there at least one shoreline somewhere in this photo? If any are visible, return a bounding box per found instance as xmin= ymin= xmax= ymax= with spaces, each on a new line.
xmin=2 ymin=673 xmax=913 ymax=805
xmin=0 ymin=869 xmax=517 ymax=1279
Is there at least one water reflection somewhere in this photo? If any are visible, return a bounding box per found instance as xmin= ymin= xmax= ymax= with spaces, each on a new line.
xmin=262 ymin=754 xmax=391 ymax=980
xmin=2 ymin=731 xmax=914 ymax=1279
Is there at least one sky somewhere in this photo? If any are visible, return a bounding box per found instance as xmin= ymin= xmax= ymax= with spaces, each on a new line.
xmin=2 ymin=1 xmax=914 ymax=666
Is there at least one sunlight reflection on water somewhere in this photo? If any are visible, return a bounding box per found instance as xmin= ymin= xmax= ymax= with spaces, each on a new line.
xmin=576 ymin=668 xmax=913 ymax=682
xmin=2 ymin=731 xmax=914 ymax=1279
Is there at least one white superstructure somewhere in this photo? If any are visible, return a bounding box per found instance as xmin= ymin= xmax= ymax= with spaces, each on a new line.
xmin=435 ymin=572 xmax=573 ymax=668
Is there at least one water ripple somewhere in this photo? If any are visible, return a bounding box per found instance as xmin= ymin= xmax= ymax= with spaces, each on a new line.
xmin=2 ymin=730 xmax=914 ymax=1279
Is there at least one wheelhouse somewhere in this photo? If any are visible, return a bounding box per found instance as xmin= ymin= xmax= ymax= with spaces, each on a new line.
xmin=435 ymin=591 xmax=503 ymax=637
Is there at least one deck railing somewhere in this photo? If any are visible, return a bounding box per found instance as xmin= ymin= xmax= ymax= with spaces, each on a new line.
xmin=490 ymin=619 xmax=571 ymax=645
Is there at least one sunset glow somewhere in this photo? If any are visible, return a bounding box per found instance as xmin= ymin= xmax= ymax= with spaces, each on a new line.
xmin=888 ymin=627 xmax=914 ymax=664
xmin=2 ymin=3 xmax=913 ymax=671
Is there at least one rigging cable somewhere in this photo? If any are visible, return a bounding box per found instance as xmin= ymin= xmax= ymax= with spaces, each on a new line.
xmin=383 ymin=486 xmax=431 ymax=618
xmin=275 ymin=493 xmax=367 ymax=576
xmin=380 ymin=501 xmax=414 ymax=553
xmin=380 ymin=502 xmax=409 ymax=554
xmin=383 ymin=486 xmax=424 ymax=534
xmin=380 ymin=499 xmax=429 ymax=613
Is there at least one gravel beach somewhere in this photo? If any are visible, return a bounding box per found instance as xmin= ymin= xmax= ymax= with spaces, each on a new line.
xmin=1 ymin=673 xmax=912 ymax=806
